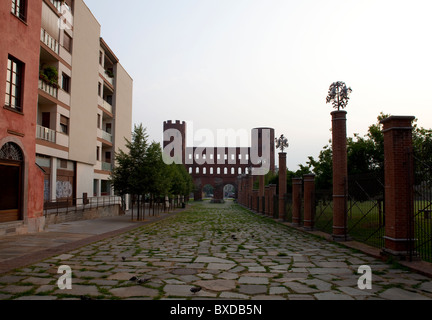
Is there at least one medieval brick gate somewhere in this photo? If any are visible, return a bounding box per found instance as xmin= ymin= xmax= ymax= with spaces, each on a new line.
xmin=163 ymin=120 xmax=275 ymax=203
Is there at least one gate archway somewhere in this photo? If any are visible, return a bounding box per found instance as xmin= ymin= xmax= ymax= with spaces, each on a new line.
xmin=0 ymin=142 xmax=24 ymax=222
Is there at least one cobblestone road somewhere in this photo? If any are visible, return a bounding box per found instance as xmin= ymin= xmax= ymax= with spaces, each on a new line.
xmin=1 ymin=201 xmax=432 ymax=300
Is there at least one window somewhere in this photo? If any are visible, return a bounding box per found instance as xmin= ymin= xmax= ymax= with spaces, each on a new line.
xmin=98 ymin=82 xmax=102 ymax=97
xmin=5 ymin=56 xmax=24 ymax=112
xmin=105 ymin=123 xmax=112 ymax=134
xmin=99 ymin=51 xmax=103 ymax=65
xmin=60 ymin=115 xmax=69 ymax=134
xmin=105 ymin=151 xmax=111 ymax=163
xmin=60 ymin=159 xmax=68 ymax=169
xmin=62 ymin=73 xmax=70 ymax=93
xmin=11 ymin=0 xmax=26 ymax=21
xmin=63 ymin=33 xmax=72 ymax=53
xmin=97 ymin=114 xmax=101 ymax=129
xmin=96 ymin=146 xmax=100 ymax=161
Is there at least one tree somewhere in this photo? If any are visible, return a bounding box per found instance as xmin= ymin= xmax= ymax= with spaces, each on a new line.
xmin=302 ymin=112 xmax=432 ymax=191
xmin=110 ymin=124 xmax=148 ymax=217
xmin=111 ymin=123 xmax=194 ymax=218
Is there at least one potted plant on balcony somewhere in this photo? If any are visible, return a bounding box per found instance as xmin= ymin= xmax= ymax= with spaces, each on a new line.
xmin=105 ymin=69 xmax=114 ymax=78
xmin=39 ymin=65 xmax=60 ymax=88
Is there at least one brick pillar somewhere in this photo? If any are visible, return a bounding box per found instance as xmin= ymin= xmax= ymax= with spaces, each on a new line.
xmin=259 ymin=175 xmax=265 ymax=213
xmin=380 ymin=116 xmax=415 ymax=259
xmin=253 ymin=190 xmax=259 ymax=212
xmin=239 ymin=177 xmax=244 ymax=205
xmin=264 ymin=186 xmax=270 ymax=215
xmin=194 ymin=182 xmax=203 ymax=201
xmin=269 ymin=184 xmax=277 ymax=217
xmin=212 ymin=178 xmax=224 ymax=203
xmin=292 ymin=177 xmax=302 ymax=226
xmin=248 ymin=175 xmax=254 ymax=209
xmin=331 ymin=110 xmax=348 ymax=241
xmin=303 ymin=174 xmax=316 ymax=231
xmin=278 ymin=153 xmax=287 ymax=220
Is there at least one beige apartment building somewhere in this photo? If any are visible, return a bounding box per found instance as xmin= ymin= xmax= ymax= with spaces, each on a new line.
xmin=36 ymin=0 xmax=133 ymax=206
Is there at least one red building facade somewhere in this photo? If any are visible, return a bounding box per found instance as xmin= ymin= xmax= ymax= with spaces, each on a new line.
xmin=0 ymin=0 xmax=45 ymax=233
xmin=163 ymin=120 xmax=275 ymax=202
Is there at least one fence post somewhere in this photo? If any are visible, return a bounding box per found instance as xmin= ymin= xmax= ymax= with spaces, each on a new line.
xmin=278 ymin=152 xmax=287 ymax=220
xmin=380 ymin=115 xmax=416 ymax=260
xmin=265 ymin=186 xmax=270 ymax=216
xmin=259 ymin=175 xmax=265 ymax=213
xmin=292 ymin=177 xmax=302 ymax=226
xmin=331 ymin=110 xmax=349 ymax=241
xmin=303 ymin=174 xmax=316 ymax=230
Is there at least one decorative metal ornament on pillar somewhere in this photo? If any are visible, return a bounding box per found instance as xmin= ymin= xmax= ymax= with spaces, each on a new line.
xmin=275 ymin=134 xmax=289 ymax=153
xmin=326 ymin=81 xmax=352 ymax=111
xmin=326 ymin=81 xmax=352 ymax=241
xmin=276 ymin=135 xmax=288 ymax=221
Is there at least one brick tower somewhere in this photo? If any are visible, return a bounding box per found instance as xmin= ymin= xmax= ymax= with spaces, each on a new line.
xmin=163 ymin=120 xmax=187 ymax=165
xmin=251 ymin=127 xmax=275 ymax=174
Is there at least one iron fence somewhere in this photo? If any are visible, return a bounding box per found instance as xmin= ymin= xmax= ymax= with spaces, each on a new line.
xmin=273 ymin=194 xmax=279 ymax=219
xmin=44 ymin=195 xmax=123 ymax=216
xmin=346 ymin=173 xmax=385 ymax=249
xmin=283 ymin=193 xmax=293 ymax=222
xmin=412 ymin=155 xmax=432 ymax=262
xmin=314 ymin=189 xmax=333 ymax=234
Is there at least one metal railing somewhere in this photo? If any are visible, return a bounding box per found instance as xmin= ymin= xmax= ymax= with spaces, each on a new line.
xmin=36 ymin=125 xmax=56 ymax=143
xmin=314 ymin=189 xmax=333 ymax=234
xmin=346 ymin=173 xmax=385 ymax=249
xmin=39 ymin=79 xmax=58 ymax=98
xmin=412 ymin=155 xmax=432 ymax=262
xmin=40 ymin=28 xmax=59 ymax=54
xmin=50 ymin=0 xmax=62 ymax=11
xmin=44 ymin=195 xmax=122 ymax=216
xmin=101 ymin=161 xmax=112 ymax=172
xmin=101 ymin=130 xmax=113 ymax=143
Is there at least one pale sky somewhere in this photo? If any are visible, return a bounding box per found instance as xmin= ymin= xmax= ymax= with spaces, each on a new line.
xmin=85 ymin=0 xmax=432 ymax=171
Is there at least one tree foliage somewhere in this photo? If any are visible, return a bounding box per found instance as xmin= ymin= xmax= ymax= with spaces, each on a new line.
xmin=110 ymin=124 xmax=194 ymax=201
xmin=300 ymin=113 xmax=432 ymax=190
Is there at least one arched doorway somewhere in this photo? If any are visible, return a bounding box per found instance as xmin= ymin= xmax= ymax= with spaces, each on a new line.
xmin=203 ymin=184 xmax=214 ymax=200
xmin=224 ymin=184 xmax=236 ymax=199
xmin=0 ymin=142 xmax=24 ymax=222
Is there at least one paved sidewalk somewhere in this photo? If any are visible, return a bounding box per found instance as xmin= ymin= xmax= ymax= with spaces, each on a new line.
xmin=0 ymin=209 xmax=180 ymax=274
xmin=0 ymin=201 xmax=431 ymax=300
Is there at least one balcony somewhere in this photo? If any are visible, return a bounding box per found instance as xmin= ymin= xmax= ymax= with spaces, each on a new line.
xmin=101 ymin=99 xmax=113 ymax=114
xmin=104 ymin=71 xmax=114 ymax=87
xmin=39 ymin=79 xmax=58 ymax=99
xmin=40 ymin=28 xmax=59 ymax=55
xmin=100 ymin=130 xmax=112 ymax=143
xmin=50 ymin=0 xmax=62 ymax=12
xmin=101 ymin=162 xmax=112 ymax=172
xmin=37 ymin=125 xmax=56 ymax=143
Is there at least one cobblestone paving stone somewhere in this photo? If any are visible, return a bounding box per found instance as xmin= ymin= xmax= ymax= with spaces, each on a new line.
xmin=1 ymin=201 xmax=432 ymax=300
